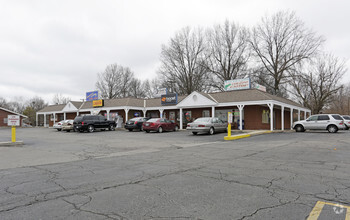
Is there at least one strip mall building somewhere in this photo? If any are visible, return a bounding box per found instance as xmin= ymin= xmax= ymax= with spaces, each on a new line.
xmin=37 ymin=89 xmax=311 ymax=131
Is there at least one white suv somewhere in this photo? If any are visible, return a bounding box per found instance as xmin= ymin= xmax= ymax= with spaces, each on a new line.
xmin=293 ymin=114 xmax=345 ymax=133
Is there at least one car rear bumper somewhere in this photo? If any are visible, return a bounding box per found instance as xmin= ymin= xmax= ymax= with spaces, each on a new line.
xmin=125 ymin=124 xmax=139 ymax=129
xmin=186 ymin=127 xmax=210 ymax=132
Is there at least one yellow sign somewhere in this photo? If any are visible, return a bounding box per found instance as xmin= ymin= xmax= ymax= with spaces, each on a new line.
xmin=93 ymin=99 xmax=104 ymax=107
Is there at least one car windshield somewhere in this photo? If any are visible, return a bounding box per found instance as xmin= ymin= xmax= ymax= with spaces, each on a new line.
xmin=131 ymin=117 xmax=142 ymax=121
xmin=147 ymin=119 xmax=159 ymax=122
xmin=194 ymin=118 xmax=211 ymax=123
xmin=74 ymin=116 xmax=83 ymax=122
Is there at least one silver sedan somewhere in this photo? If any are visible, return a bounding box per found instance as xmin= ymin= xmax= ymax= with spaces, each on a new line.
xmin=186 ymin=117 xmax=227 ymax=135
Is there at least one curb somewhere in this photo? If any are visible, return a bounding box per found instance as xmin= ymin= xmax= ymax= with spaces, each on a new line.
xmin=0 ymin=141 xmax=24 ymax=147
xmin=224 ymin=130 xmax=272 ymax=141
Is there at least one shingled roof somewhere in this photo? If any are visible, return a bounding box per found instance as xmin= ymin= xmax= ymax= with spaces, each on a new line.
xmin=144 ymin=95 xmax=187 ymax=108
xmin=80 ymin=97 xmax=144 ymax=110
xmin=37 ymin=104 xmax=66 ymax=113
xmin=208 ymin=89 xmax=304 ymax=108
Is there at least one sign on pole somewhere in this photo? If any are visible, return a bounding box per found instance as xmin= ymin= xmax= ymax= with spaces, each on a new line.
xmin=224 ymin=78 xmax=251 ymax=91
xmin=8 ymin=115 xmax=20 ymax=126
xmin=86 ymin=91 xmax=99 ymax=101
xmin=228 ymin=112 xmax=233 ymax=124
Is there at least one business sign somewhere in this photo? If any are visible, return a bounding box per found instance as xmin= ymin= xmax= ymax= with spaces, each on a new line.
xmin=7 ymin=115 xmax=20 ymax=126
xmin=224 ymin=78 xmax=251 ymax=91
xmin=154 ymin=88 xmax=167 ymax=98
xmin=254 ymin=84 xmax=267 ymax=92
xmin=228 ymin=112 xmax=233 ymax=123
xmin=92 ymin=99 xmax=104 ymax=107
xmin=86 ymin=91 xmax=98 ymax=101
xmin=161 ymin=93 xmax=178 ymax=105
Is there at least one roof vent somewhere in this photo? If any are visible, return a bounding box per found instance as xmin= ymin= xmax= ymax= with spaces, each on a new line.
xmin=193 ymin=95 xmax=198 ymax=102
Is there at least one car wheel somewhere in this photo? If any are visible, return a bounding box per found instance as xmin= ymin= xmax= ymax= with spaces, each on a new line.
xmin=66 ymin=130 xmax=70 ymax=132
xmin=345 ymin=125 xmax=349 ymax=130
xmin=57 ymin=129 xmax=61 ymax=131
xmin=192 ymin=132 xmax=198 ymax=135
xmin=327 ymin=125 xmax=338 ymax=133
xmin=128 ymin=129 xmax=133 ymax=132
xmin=145 ymin=130 xmax=150 ymax=133
xmin=209 ymin=127 xmax=215 ymax=135
xmin=295 ymin=125 xmax=305 ymax=132
xmin=140 ymin=126 xmax=143 ymax=131
xmin=174 ymin=126 xmax=179 ymax=131
xmin=109 ymin=124 xmax=115 ymax=131
xmin=158 ymin=126 xmax=163 ymax=133
xmin=88 ymin=125 xmax=94 ymax=133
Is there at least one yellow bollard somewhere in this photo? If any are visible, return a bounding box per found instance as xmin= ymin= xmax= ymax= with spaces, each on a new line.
xmin=228 ymin=122 xmax=231 ymax=137
xmin=11 ymin=126 xmax=16 ymax=142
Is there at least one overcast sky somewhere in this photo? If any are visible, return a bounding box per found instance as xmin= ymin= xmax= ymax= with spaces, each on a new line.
xmin=0 ymin=0 xmax=349 ymax=104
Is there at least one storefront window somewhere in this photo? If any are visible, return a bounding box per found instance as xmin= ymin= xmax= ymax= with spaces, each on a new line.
xmin=262 ymin=110 xmax=270 ymax=123
xmin=202 ymin=110 xmax=210 ymax=117
xmin=169 ymin=112 xmax=175 ymax=121
xmin=183 ymin=111 xmax=192 ymax=123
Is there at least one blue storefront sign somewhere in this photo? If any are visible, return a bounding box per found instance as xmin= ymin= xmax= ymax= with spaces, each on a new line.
xmin=161 ymin=93 xmax=178 ymax=105
xmin=86 ymin=91 xmax=98 ymax=101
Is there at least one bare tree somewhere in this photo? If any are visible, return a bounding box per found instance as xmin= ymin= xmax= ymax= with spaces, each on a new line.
xmin=129 ymin=78 xmax=145 ymax=98
xmin=289 ymin=53 xmax=346 ymax=114
xmin=52 ymin=93 xmax=71 ymax=105
xmin=158 ymin=27 xmax=210 ymax=95
xmin=206 ymin=20 xmax=250 ymax=91
xmin=325 ymin=84 xmax=350 ymax=114
xmin=250 ymin=11 xmax=324 ymax=96
xmin=96 ymin=63 xmax=135 ymax=99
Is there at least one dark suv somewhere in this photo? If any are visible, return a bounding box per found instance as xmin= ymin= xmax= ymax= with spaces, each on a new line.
xmin=73 ymin=115 xmax=116 ymax=133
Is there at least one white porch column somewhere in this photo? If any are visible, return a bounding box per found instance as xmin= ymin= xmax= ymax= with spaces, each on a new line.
xmin=53 ymin=113 xmax=56 ymax=126
xmin=268 ymin=103 xmax=274 ymax=131
xmin=159 ymin=109 xmax=164 ymax=118
xmin=298 ymin=109 xmax=300 ymax=121
xmin=237 ymin=105 xmax=244 ymax=130
xmin=304 ymin=111 xmax=306 ymax=120
xmin=281 ymin=106 xmax=285 ymax=131
xmin=44 ymin=113 xmax=47 ymax=127
xmin=36 ymin=113 xmax=38 ymax=127
xmin=124 ymin=109 xmax=129 ymax=123
xmin=290 ymin=108 xmax=293 ymax=130
xmin=211 ymin=106 xmax=215 ymax=118
xmin=76 ymin=111 xmax=79 ymax=116
xmin=106 ymin=110 xmax=110 ymax=120
xmin=64 ymin=112 xmax=66 ymax=120
xmin=180 ymin=108 xmax=183 ymax=130
xmin=143 ymin=110 xmax=147 ymax=117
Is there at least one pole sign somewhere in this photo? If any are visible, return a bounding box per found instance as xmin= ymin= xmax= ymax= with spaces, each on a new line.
xmin=228 ymin=112 xmax=233 ymax=123
xmin=224 ymin=78 xmax=251 ymax=91
xmin=8 ymin=115 xmax=20 ymax=126
xmin=154 ymin=88 xmax=167 ymax=98
xmin=161 ymin=93 xmax=178 ymax=105
xmin=86 ymin=91 xmax=98 ymax=101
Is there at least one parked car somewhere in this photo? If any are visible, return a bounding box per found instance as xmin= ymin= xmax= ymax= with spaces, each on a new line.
xmin=142 ymin=118 xmax=178 ymax=133
xmin=73 ymin=115 xmax=116 ymax=133
xmin=187 ymin=117 xmax=227 ymax=135
xmin=125 ymin=117 xmax=150 ymax=131
xmin=53 ymin=120 xmax=65 ymax=131
xmin=342 ymin=115 xmax=350 ymax=130
xmin=62 ymin=120 xmax=74 ymax=132
xmin=293 ymin=114 xmax=345 ymax=133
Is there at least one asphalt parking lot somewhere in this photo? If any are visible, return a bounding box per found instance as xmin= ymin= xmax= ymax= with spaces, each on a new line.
xmin=0 ymin=128 xmax=350 ymax=219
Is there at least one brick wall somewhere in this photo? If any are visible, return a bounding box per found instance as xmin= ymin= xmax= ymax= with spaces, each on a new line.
xmin=0 ymin=109 xmax=24 ymax=127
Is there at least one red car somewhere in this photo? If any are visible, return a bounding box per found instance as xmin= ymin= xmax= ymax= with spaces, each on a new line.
xmin=142 ymin=118 xmax=179 ymax=133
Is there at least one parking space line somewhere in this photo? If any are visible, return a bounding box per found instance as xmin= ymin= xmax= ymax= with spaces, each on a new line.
xmin=307 ymin=201 xmax=350 ymax=220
